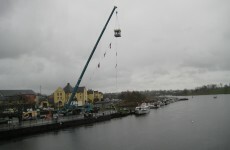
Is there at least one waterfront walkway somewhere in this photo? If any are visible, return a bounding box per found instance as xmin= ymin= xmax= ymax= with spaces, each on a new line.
xmin=0 ymin=110 xmax=116 ymax=131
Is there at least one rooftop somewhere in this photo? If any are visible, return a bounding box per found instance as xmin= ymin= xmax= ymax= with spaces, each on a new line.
xmin=0 ymin=90 xmax=36 ymax=97
xmin=87 ymin=90 xmax=94 ymax=94
xmin=63 ymin=83 xmax=73 ymax=93
xmin=77 ymin=87 xmax=85 ymax=93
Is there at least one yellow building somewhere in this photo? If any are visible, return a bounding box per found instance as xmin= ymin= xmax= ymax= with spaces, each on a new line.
xmin=63 ymin=83 xmax=74 ymax=102
xmin=53 ymin=83 xmax=103 ymax=107
xmin=53 ymin=87 xmax=66 ymax=108
xmin=77 ymin=87 xmax=87 ymax=106
xmin=53 ymin=83 xmax=87 ymax=107
xmin=98 ymin=92 xmax=103 ymax=101
xmin=94 ymin=91 xmax=99 ymax=102
xmin=87 ymin=90 xmax=94 ymax=103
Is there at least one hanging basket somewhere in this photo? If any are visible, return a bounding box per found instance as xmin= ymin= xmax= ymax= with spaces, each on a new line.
xmin=114 ymin=29 xmax=121 ymax=37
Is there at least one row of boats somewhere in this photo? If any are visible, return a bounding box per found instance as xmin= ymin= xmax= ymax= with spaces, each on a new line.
xmin=134 ymin=97 xmax=187 ymax=115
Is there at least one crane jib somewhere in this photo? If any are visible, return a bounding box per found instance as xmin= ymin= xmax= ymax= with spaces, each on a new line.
xmin=66 ymin=6 xmax=118 ymax=108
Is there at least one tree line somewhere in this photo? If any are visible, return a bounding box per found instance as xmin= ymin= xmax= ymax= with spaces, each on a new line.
xmin=104 ymin=83 xmax=230 ymax=100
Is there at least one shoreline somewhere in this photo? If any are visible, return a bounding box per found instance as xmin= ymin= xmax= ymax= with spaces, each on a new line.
xmin=0 ymin=112 xmax=129 ymax=141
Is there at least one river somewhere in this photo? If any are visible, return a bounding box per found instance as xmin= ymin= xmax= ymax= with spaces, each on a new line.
xmin=0 ymin=94 xmax=230 ymax=150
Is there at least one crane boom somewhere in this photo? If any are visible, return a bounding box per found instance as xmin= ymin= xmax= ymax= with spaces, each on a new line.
xmin=66 ymin=6 xmax=117 ymax=108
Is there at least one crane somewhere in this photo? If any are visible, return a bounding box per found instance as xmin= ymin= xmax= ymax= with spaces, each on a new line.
xmin=63 ymin=6 xmax=118 ymax=113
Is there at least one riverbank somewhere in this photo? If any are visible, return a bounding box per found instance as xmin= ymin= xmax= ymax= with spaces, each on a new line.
xmin=0 ymin=112 xmax=129 ymax=141
xmin=0 ymin=96 xmax=188 ymax=141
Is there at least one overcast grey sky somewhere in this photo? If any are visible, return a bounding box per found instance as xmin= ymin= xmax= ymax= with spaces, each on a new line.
xmin=0 ymin=0 xmax=230 ymax=94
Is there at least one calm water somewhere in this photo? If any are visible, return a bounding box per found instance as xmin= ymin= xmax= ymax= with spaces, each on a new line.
xmin=0 ymin=95 xmax=230 ymax=150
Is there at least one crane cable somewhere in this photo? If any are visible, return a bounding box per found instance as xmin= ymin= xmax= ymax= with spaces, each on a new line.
xmin=85 ymin=10 xmax=120 ymax=91
xmin=115 ymin=37 xmax=118 ymax=92
xmin=115 ymin=11 xmax=120 ymax=30
xmin=114 ymin=10 xmax=120 ymax=92
xmin=84 ymin=37 xmax=115 ymax=88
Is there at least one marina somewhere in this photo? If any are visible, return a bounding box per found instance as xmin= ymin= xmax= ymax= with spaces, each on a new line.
xmin=1 ymin=95 xmax=229 ymax=150
xmin=0 ymin=96 xmax=186 ymax=140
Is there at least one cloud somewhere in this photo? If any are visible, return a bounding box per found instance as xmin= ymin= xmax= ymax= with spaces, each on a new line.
xmin=0 ymin=0 xmax=230 ymax=94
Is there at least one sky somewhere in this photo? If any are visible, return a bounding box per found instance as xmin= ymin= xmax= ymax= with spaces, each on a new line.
xmin=0 ymin=0 xmax=230 ymax=94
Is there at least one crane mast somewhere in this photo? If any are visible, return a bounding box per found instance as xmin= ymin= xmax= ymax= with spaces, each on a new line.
xmin=65 ymin=6 xmax=118 ymax=109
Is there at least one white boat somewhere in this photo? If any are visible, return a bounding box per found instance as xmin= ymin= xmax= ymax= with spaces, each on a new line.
xmin=148 ymin=103 xmax=156 ymax=109
xmin=149 ymin=102 xmax=160 ymax=109
xmin=135 ymin=103 xmax=150 ymax=115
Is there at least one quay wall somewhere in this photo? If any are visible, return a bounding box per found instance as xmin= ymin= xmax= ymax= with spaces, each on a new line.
xmin=0 ymin=113 xmax=128 ymax=140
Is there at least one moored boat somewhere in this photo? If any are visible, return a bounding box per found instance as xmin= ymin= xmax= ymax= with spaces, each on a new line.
xmin=135 ymin=103 xmax=150 ymax=115
xmin=148 ymin=103 xmax=155 ymax=109
xmin=179 ymin=98 xmax=189 ymax=101
xmin=149 ymin=102 xmax=160 ymax=109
